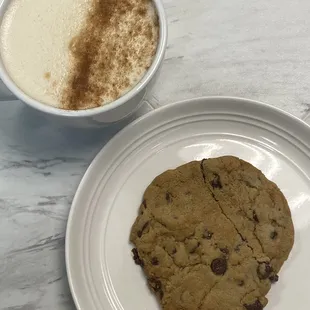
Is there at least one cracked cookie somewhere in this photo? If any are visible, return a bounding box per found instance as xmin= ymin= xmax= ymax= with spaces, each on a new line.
xmin=130 ymin=156 xmax=294 ymax=310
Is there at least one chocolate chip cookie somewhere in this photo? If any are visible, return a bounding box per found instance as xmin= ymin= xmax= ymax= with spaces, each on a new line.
xmin=130 ymin=156 xmax=294 ymax=310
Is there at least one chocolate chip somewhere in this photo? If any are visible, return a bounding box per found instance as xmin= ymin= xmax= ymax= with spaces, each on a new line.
xmin=137 ymin=221 xmax=149 ymax=238
xmin=142 ymin=199 xmax=147 ymax=208
xmin=211 ymin=257 xmax=227 ymax=275
xmin=244 ymin=300 xmax=263 ymax=310
xmin=220 ymin=247 xmax=229 ymax=255
xmin=172 ymin=248 xmax=177 ymax=254
xmin=132 ymin=248 xmax=144 ymax=267
xmin=165 ymin=192 xmax=172 ymax=203
xmin=253 ymin=210 xmax=259 ymax=223
xmin=237 ymin=280 xmax=244 ymax=286
xmin=148 ymin=278 xmax=162 ymax=292
xmin=270 ymin=231 xmax=278 ymax=240
xmin=151 ymin=257 xmax=159 ymax=265
xmin=257 ymin=262 xmax=273 ymax=280
xmin=203 ymin=229 xmax=213 ymax=239
xmin=269 ymin=274 xmax=279 ymax=283
xmin=210 ymin=174 xmax=222 ymax=189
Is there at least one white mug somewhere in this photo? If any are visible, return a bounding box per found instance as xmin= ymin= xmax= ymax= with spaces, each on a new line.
xmin=0 ymin=0 xmax=167 ymax=127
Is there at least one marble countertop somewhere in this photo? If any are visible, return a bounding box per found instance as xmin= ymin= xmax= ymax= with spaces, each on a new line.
xmin=1 ymin=0 xmax=310 ymax=309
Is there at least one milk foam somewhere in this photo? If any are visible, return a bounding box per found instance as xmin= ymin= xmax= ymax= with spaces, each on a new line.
xmin=0 ymin=0 xmax=159 ymax=110
xmin=0 ymin=0 xmax=92 ymax=108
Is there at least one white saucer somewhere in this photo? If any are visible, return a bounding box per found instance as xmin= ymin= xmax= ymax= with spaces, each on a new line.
xmin=66 ymin=97 xmax=310 ymax=310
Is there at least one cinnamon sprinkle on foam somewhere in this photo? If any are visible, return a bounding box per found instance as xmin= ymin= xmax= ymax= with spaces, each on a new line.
xmin=61 ymin=0 xmax=159 ymax=110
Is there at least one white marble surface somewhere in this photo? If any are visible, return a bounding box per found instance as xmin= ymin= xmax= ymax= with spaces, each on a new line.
xmin=1 ymin=0 xmax=310 ymax=309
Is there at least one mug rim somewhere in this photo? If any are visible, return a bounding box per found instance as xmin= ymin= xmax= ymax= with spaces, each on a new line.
xmin=0 ymin=0 xmax=167 ymax=118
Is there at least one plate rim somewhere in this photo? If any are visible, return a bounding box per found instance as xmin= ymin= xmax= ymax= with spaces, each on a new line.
xmin=65 ymin=96 xmax=310 ymax=310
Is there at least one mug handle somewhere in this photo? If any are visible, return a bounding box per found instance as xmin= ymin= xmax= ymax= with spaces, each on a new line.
xmin=0 ymin=78 xmax=15 ymax=100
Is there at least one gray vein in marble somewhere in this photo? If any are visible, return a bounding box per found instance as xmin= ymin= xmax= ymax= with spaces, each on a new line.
xmin=1 ymin=157 xmax=86 ymax=171
xmin=164 ymin=55 xmax=184 ymax=63
xmin=5 ymin=304 xmax=37 ymax=310
xmin=8 ymin=234 xmax=65 ymax=256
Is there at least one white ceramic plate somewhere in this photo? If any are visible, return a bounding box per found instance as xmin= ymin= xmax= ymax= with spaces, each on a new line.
xmin=66 ymin=97 xmax=310 ymax=310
